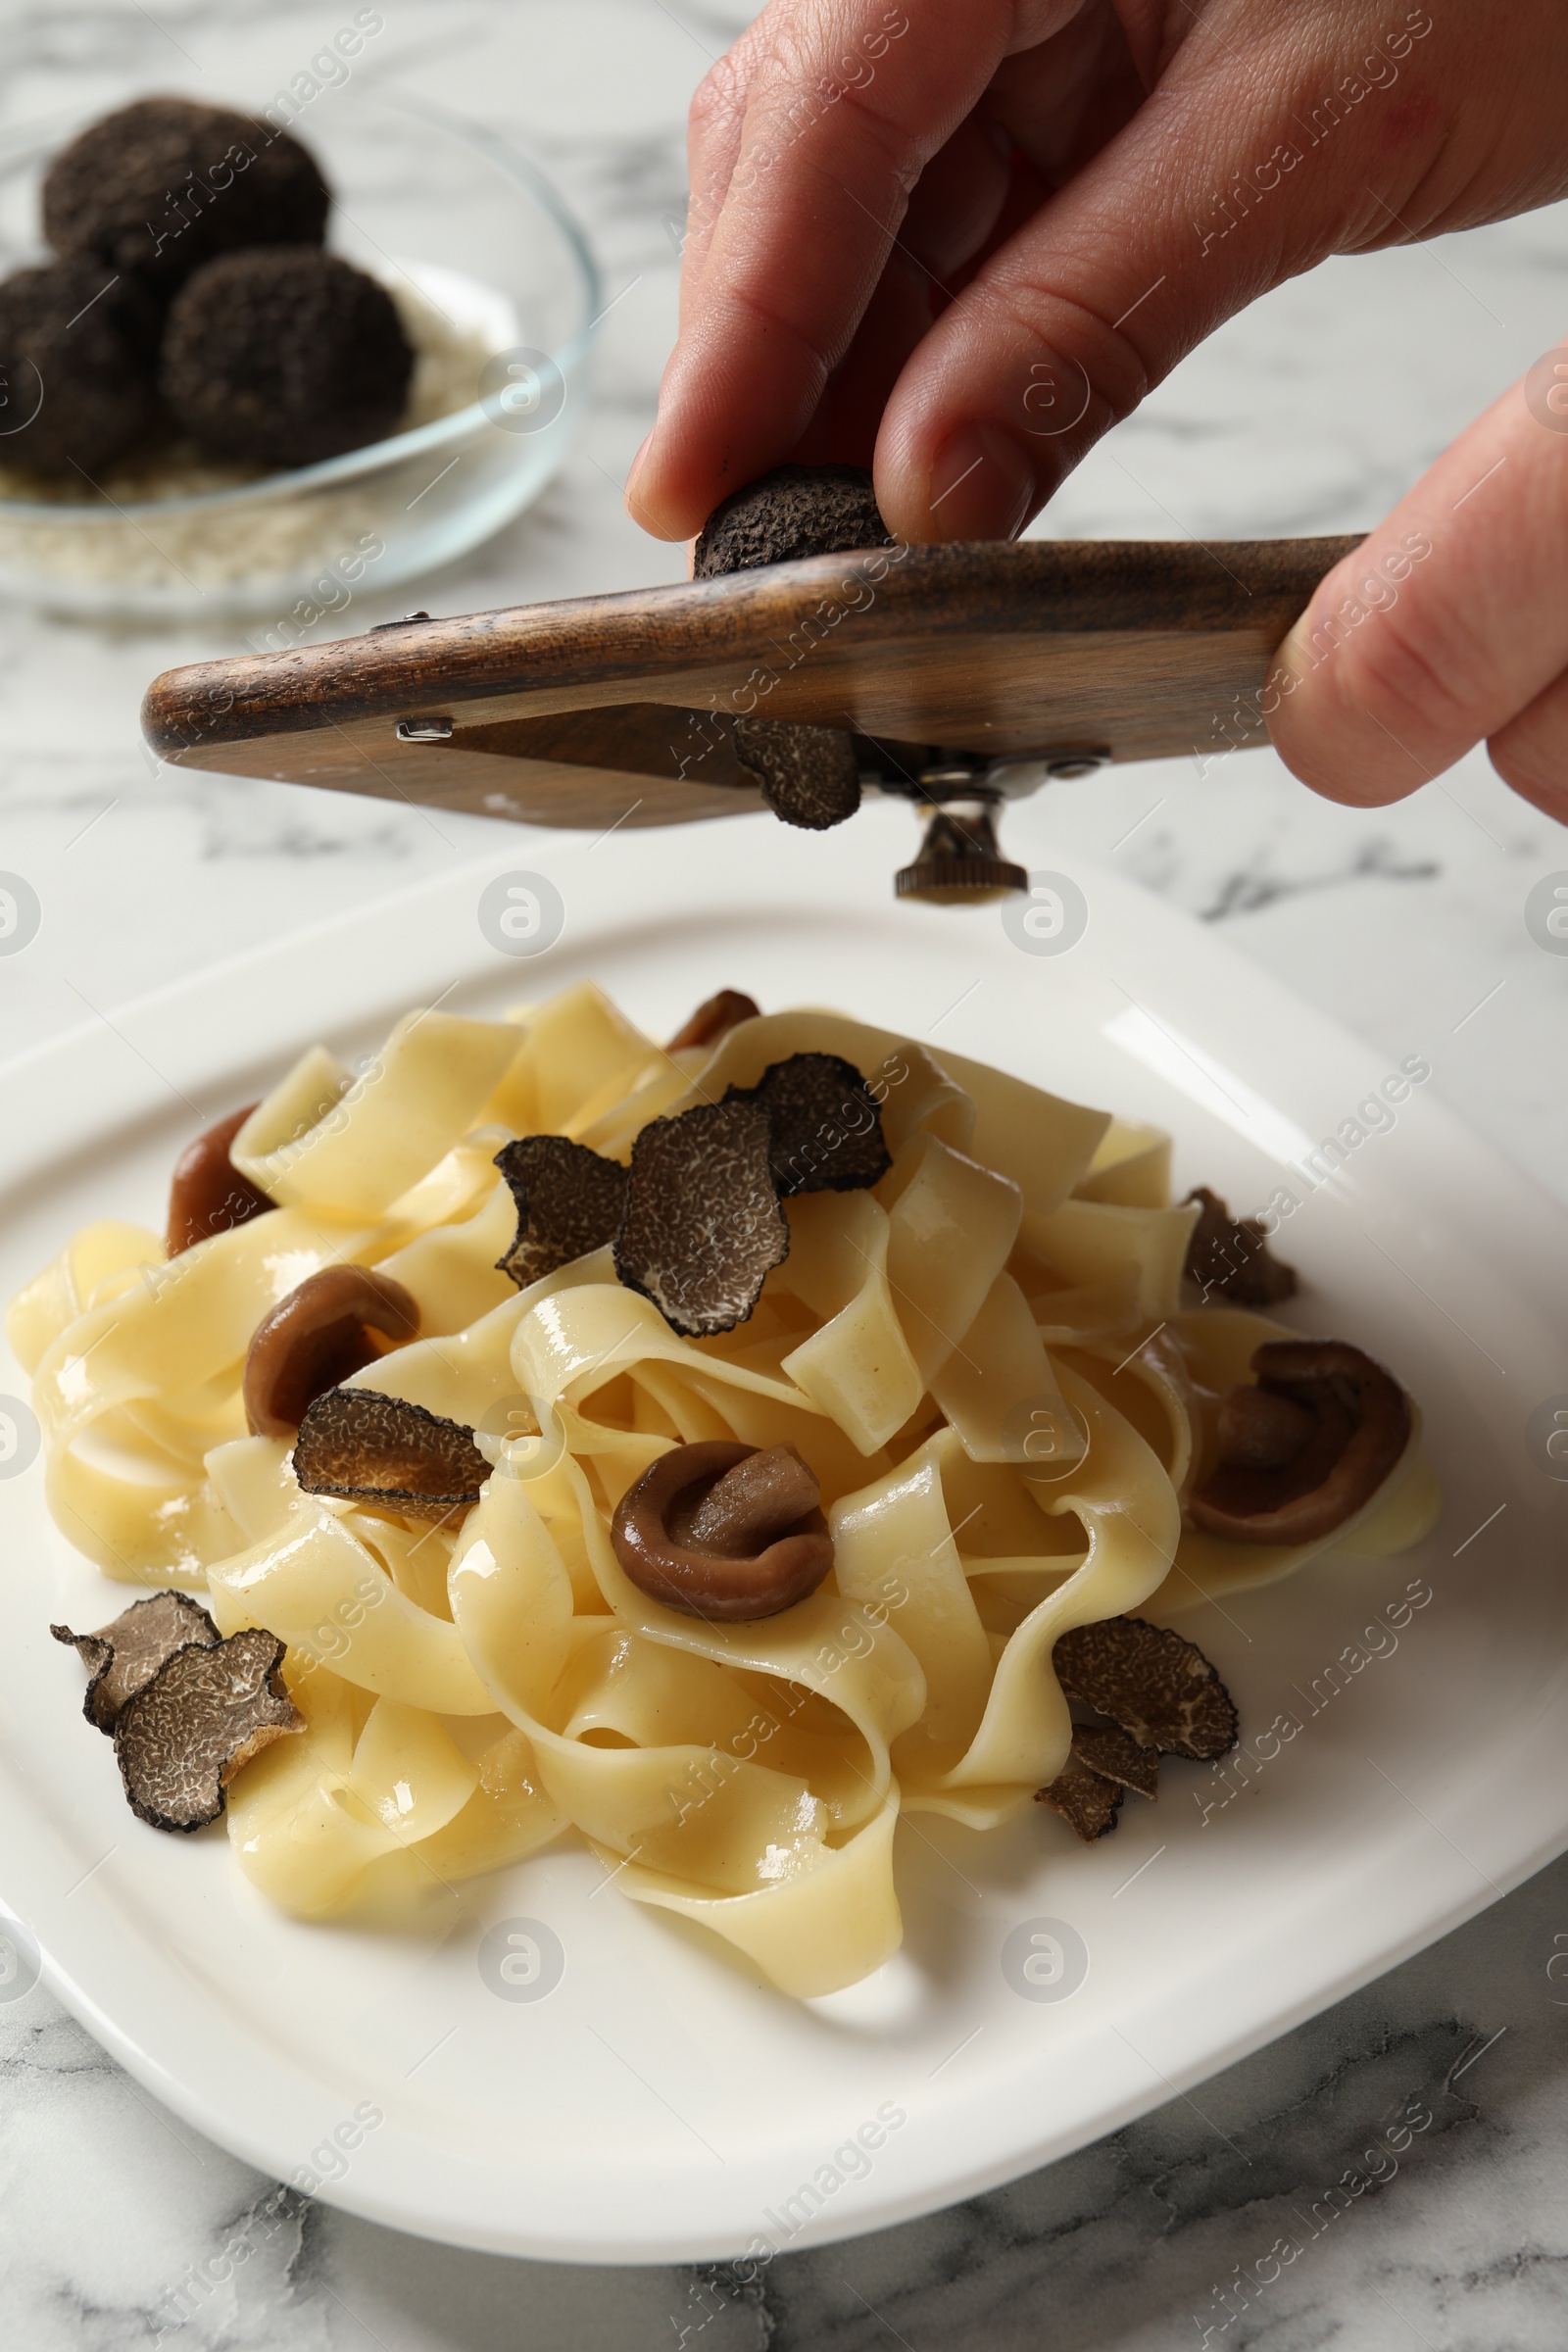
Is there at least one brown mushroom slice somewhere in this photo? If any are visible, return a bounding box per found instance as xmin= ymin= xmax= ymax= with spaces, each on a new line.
xmin=52 ymin=1591 xmax=220 ymax=1733
xmin=115 ymin=1627 xmax=304 ymax=1833
xmin=1190 ymin=1339 xmax=1411 ymax=1545
xmin=1070 ymin=1721 xmax=1160 ymax=1798
xmin=294 ymin=1387 xmax=491 ymax=1523
xmin=728 ymin=1053 xmax=892 ymax=1198
xmin=1182 ymin=1187 xmax=1298 ymax=1306
xmin=1054 ymin=1616 xmax=1238 ymax=1761
xmin=493 ymin=1134 xmax=628 ymax=1290
xmin=665 ymin=990 xmax=760 ymax=1054
xmin=1035 ymin=1767 xmax=1123 ymax=1840
xmin=614 ymin=1097 xmax=788 ymax=1337
xmin=612 ymin=1439 xmax=834 ymax=1621
xmin=167 ymin=1103 xmax=276 ymax=1257
xmin=243 ymin=1265 xmax=420 ymax=1439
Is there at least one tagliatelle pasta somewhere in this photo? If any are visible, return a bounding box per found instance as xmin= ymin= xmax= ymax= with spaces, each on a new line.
xmin=10 ymin=983 xmax=1441 ymax=1998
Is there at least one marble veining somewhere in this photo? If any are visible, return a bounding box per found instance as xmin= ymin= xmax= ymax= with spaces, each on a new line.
xmin=2 ymin=2 xmax=1567 ymax=2345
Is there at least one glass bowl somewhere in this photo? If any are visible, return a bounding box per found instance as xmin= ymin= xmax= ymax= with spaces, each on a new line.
xmin=0 ymin=86 xmax=602 ymax=621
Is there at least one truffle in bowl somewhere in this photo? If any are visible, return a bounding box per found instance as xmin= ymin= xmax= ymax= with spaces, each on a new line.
xmin=0 ymin=87 xmax=600 ymax=620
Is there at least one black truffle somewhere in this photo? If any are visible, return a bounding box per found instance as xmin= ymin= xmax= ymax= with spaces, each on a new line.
xmin=614 ymin=1097 xmax=789 ymax=1338
xmin=732 ymin=717 xmax=861 ymax=831
xmin=494 ymin=1134 xmax=629 ymax=1290
xmin=693 ymin=463 xmax=893 ymax=576
xmin=115 ymin=1627 xmax=303 ymax=1833
xmin=43 ymin=97 xmax=328 ymax=290
xmin=729 ymin=1053 xmax=892 ymax=1197
xmin=52 ymin=1591 xmax=220 ymax=1733
xmin=0 ymin=261 xmax=159 ymax=475
xmin=1054 ymin=1616 xmax=1239 ymax=1762
xmin=693 ymin=466 xmax=893 ymax=833
xmin=1035 ymin=1767 xmax=1123 ymax=1841
xmin=160 ymin=248 xmax=414 ymax=468
xmin=294 ymin=1387 xmax=491 ymax=1522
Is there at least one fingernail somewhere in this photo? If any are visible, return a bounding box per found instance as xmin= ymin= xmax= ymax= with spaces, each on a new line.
xmin=624 ymin=429 xmax=655 ymax=509
xmin=925 ymin=423 xmax=1035 ymax=541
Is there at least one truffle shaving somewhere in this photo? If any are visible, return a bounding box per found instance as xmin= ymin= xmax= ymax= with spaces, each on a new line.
xmin=294 ymin=1387 xmax=491 ymax=1521
xmin=1054 ymin=1615 xmax=1238 ymax=1761
xmin=1035 ymin=1767 xmax=1123 ymax=1841
xmin=614 ymin=1097 xmax=788 ymax=1337
xmin=1183 ymin=1187 xmax=1298 ymax=1306
xmin=115 ymin=1627 xmax=303 ymax=1833
xmin=52 ymin=1591 xmax=220 ymax=1733
xmin=1070 ymin=1720 xmax=1161 ymax=1798
xmin=731 ymin=1053 xmax=892 ymax=1197
xmin=494 ymin=1134 xmax=628 ymax=1289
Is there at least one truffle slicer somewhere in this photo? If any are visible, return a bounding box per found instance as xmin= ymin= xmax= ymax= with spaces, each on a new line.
xmin=141 ymin=534 xmax=1357 ymax=902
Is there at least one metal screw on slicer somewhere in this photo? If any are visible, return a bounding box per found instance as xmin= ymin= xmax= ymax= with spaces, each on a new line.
xmin=1002 ymin=870 xmax=1089 ymax=956
xmin=478 ymin=347 xmax=566 ymax=435
xmin=0 ymin=1912 xmax=41 ymax=2005
xmin=0 ymin=1396 xmax=41 ymax=1480
xmin=0 ymin=871 xmax=42 ymax=956
xmin=477 ymin=870 xmax=565 ymax=958
xmin=1001 ymin=1917 xmax=1090 ymax=2003
xmin=477 ymin=1917 xmax=565 ymax=2003
xmin=1524 ymin=871 xmax=1568 ymax=954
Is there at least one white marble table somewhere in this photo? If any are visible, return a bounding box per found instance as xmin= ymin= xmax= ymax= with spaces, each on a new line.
xmin=3 ymin=3 xmax=1568 ymax=2344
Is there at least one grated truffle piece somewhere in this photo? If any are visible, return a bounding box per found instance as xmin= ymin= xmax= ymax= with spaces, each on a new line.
xmin=114 ymin=1627 xmax=303 ymax=1833
xmin=614 ymin=1097 xmax=788 ymax=1337
xmin=0 ymin=260 xmax=159 ymax=475
xmin=1054 ymin=1615 xmax=1238 ymax=1761
xmin=729 ymin=1053 xmax=892 ymax=1197
xmin=161 ymin=247 xmax=413 ymax=468
xmin=733 ymin=717 xmax=861 ymax=831
xmin=52 ymin=1591 xmax=220 ymax=1734
xmin=1070 ymin=1720 xmax=1160 ymax=1799
xmin=1183 ymin=1187 xmax=1298 ymax=1307
xmin=494 ymin=1134 xmax=628 ymax=1290
xmin=1036 ymin=1766 xmax=1123 ymax=1841
xmin=294 ymin=1387 xmax=491 ymax=1522
xmin=693 ymin=464 xmax=894 ymax=576
xmin=665 ymin=989 xmax=760 ymax=1054
xmin=43 ymin=98 xmax=328 ymax=289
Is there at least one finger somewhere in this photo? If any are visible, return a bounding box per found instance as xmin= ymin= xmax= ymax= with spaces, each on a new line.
xmin=1266 ymin=376 xmax=1568 ymax=807
xmin=630 ymin=0 xmax=1074 ymax=538
xmin=870 ymin=5 xmax=1462 ymax=540
xmin=1489 ymin=666 xmax=1568 ymax=823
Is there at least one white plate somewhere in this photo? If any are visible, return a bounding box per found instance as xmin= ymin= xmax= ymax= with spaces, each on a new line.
xmin=3 ymin=810 xmax=1566 ymax=2264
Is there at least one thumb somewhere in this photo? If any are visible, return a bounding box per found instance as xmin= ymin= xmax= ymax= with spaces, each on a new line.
xmin=873 ymin=6 xmax=1446 ymax=539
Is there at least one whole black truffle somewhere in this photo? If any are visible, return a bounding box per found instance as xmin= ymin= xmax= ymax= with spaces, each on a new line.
xmin=0 ymin=260 xmax=159 ymax=475
xmin=43 ymin=97 xmax=329 ymax=290
xmin=160 ymin=248 xmax=414 ymax=468
xmin=693 ymin=463 xmax=893 ymax=577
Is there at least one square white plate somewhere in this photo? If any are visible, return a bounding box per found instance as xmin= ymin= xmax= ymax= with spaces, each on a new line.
xmin=3 ymin=810 xmax=1565 ymax=2263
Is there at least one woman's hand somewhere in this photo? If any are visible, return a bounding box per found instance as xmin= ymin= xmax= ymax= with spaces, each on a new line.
xmin=627 ymin=0 xmax=1568 ymax=548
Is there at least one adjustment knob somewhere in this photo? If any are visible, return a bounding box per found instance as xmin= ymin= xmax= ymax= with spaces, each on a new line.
xmin=895 ymin=798 xmax=1027 ymax=906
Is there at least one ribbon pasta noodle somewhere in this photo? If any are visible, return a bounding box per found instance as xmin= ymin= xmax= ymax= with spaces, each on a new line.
xmin=9 ymin=983 xmax=1439 ymax=1997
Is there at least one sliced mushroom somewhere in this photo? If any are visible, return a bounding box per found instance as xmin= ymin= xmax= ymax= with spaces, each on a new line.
xmin=167 ymin=1103 xmax=275 ymax=1256
xmin=612 ymin=1439 xmax=834 ymax=1621
xmin=1190 ymin=1339 xmax=1410 ymax=1545
xmin=242 ymin=1266 xmax=420 ymax=1439
xmin=665 ymin=989 xmax=760 ymax=1054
